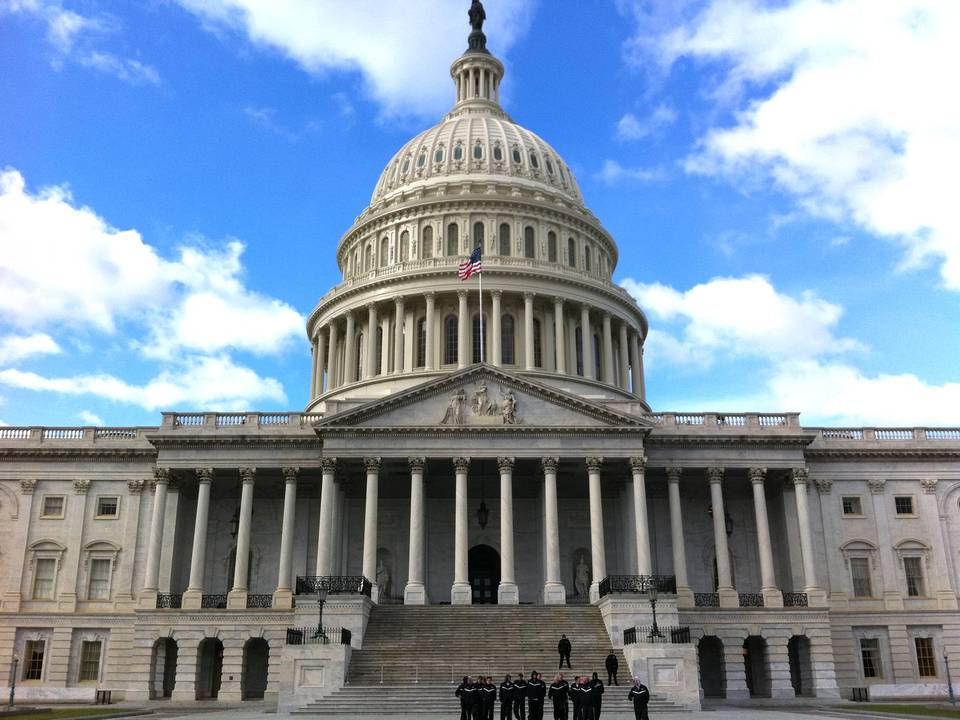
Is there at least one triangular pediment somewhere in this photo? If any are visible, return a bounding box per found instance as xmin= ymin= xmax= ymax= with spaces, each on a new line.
xmin=316 ymin=365 xmax=651 ymax=432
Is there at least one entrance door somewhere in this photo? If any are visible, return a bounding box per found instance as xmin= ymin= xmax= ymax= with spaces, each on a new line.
xmin=196 ymin=638 xmax=224 ymax=700
xmin=468 ymin=544 xmax=500 ymax=604
xmin=242 ymin=638 xmax=269 ymax=700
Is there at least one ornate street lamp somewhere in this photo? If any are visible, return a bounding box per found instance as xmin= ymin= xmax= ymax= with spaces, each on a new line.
xmin=8 ymin=653 xmax=18 ymax=709
xmin=647 ymin=583 xmax=663 ymax=641
xmin=312 ymin=584 xmax=329 ymax=641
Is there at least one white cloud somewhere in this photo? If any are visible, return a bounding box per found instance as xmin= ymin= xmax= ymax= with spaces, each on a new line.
xmin=616 ymin=104 xmax=677 ymax=141
xmin=77 ymin=410 xmax=103 ymax=426
xmin=595 ymin=160 xmax=664 ymax=185
xmin=79 ymin=51 xmax=160 ymax=86
xmin=639 ymin=0 xmax=960 ymax=290
xmin=0 ymin=355 xmax=287 ymax=412
xmin=175 ymin=0 xmax=536 ymax=117
xmin=0 ymin=333 xmax=61 ymax=364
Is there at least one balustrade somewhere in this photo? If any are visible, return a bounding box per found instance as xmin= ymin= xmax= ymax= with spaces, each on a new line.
xmin=782 ymin=592 xmax=809 ymax=607
xmin=285 ymin=627 xmax=352 ymax=646
xmin=624 ymin=626 xmax=691 ymax=645
xmin=738 ymin=593 xmax=765 ymax=607
xmin=295 ymin=575 xmax=373 ymax=597
xmin=694 ymin=592 xmax=719 ymax=608
xmin=597 ymin=575 xmax=676 ymax=597
xmin=156 ymin=593 xmax=183 ymax=609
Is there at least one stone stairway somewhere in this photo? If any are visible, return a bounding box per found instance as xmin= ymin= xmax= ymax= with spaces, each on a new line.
xmin=294 ymin=605 xmax=686 ymax=715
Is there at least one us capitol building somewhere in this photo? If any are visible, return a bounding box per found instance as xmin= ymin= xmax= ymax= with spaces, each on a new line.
xmin=2 ymin=5 xmax=959 ymax=711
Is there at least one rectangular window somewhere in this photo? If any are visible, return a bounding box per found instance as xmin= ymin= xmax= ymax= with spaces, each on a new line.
xmin=96 ymin=496 xmax=119 ymax=518
xmin=860 ymin=638 xmax=882 ymax=679
xmin=41 ymin=495 xmax=65 ymax=518
xmin=33 ymin=558 xmax=56 ymax=599
xmin=895 ymin=496 xmax=915 ymax=515
xmin=78 ymin=640 xmax=102 ymax=682
xmin=575 ymin=327 xmax=584 ymax=376
xmin=904 ymin=557 xmax=925 ymax=597
xmin=88 ymin=558 xmax=111 ymax=601
xmin=915 ymin=637 xmax=937 ymax=677
xmin=23 ymin=640 xmax=45 ymax=680
xmin=850 ymin=557 xmax=873 ymax=597
xmin=842 ymin=496 xmax=863 ymax=515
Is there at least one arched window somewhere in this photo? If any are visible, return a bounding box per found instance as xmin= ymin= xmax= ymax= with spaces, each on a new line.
xmin=453 ymin=144 xmax=464 ymax=161
xmin=444 ymin=315 xmax=458 ymax=365
xmin=422 ymin=226 xmax=434 ymax=259
xmin=548 ymin=231 xmax=557 ymax=262
xmin=529 ymin=151 xmax=539 ymax=169
xmin=501 ymin=314 xmax=516 ymax=365
xmin=447 ymin=223 xmax=459 ymax=256
xmin=575 ymin=326 xmax=584 ymax=376
xmin=499 ymin=223 xmax=511 ymax=256
xmin=533 ymin=318 xmax=543 ymax=368
xmin=473 ymin=222 xmax=485 ymax=250
xmin=399 ymin=231 xmax=409 ymax=263
xmin=434 ymin=147 xmax=444 ymax=163
xmin=567 ymin=238 xmax=577 ymax=268
xmin=379 ymin=237 xmax=389 ymax=268
xmin=493 ymin=144 xmax=503 ymax=161
xmin=473 ymin=142 xmax=483 ymax=160
xmin=524 ymin=226 xmax=535 ymax=259
xmin=472 ymin=313 xmax=487 ymax=364
xmin=416 ymin=318 xmax=427 ymax=368
xmin=512 ymin=147 xmax=522 ymax=164
xmin=584 ymin=244 xmax=592 ymax=272
xmin=364 ymin=244 xmax=373 ymax=271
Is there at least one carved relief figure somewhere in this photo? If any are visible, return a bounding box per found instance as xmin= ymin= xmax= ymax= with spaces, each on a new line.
xmin=574 ymin=554 xmax=591 ymax=597
xmin=442 ymin=388 xmax=466 ymax=425
xmin=501 ymin=389 xmax=518 ymax=424
xmin=472 ymin=380 xmax=496 ymax=416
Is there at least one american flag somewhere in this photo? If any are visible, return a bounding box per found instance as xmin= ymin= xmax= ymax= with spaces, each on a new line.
xmin=458 ymin=246 xmax=482 ymax=280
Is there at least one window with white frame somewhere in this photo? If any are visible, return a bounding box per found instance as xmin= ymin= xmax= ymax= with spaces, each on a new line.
xmin=78 ymin=640 xmax=102 ymax=682
xmin=32 ymin=558 xmax=57 ymax=599
xmin=95 ymin=496 xmax=119 ymax=518
xmin=87 ymin=559 xmax=112 ymax=601
xmin=904 ymin=557 xmax=925 ymax=597
xmin=860 ymin=638 xmax=883 ymax=678
xmin=850 ymin=557 xmax=873 ymax=597
xmin=23 ymin=639 xmax=45 ymax=680
xmin=895 ymin=495 xmax=915 ymax=515
xmin=915 ymin=637 xmax=937 ymax=677
xmin=841 ymin=496 xmax=863 ymax=516
xmin=40 ymin=495 xmax=65 ymax=518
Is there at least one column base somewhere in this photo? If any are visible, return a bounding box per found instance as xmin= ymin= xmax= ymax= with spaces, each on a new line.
xmin=451 ymin=582 xmax=472 ymax=605
xmin=542 ymin=582 xmax=566 ymax=605
xmin=936 ymin=590 xmax=959 ymax=610
xmin=771 ymin=686 xmax=796 ymax=699
xmin=675 ymin=585 xmax=695 ymax=609
xmin=182 ymin=589 xmax=203 ymax=610
xmin=498 ymin=582 xmax=519 ymax=605
xmin=718 ymin=587 xmax=739 ymax=609
xmin=138 ymin=591 xmax=158 ymax=609
xmin=113 ymin=592 xmax=136 ymax=610
xmin=2 ymin=592 xmax=22 ymax=612
xmin=170 ymin=689 xmax=196 ymax=702
xmin=725 ymin=688 xmax=751 ymax=700
xmin=589 ymin=582 xmax=600 ymax=604
xmin=227 ymin=589 xmax=248 ymax=609
xmin=762 ymin=588 xmax=784 ymax=608
xmin=272 ymin=589 xmax=294 ymax=610
xmin=370 ymin=583 xmax=380 ymax=604
xmin=57 ymin=592 xmax=78 ymax=612
xmin=404 ymin=583 xmax=426 ymax=605
xmin=882 ymin=590 xmax=904 ymax=610
xmin=806 ymin=587 xmax=829 ymax=607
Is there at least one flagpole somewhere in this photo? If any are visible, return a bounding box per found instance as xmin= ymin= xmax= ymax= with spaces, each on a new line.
xmin=478 ymin=254 xmax=485 ymax=363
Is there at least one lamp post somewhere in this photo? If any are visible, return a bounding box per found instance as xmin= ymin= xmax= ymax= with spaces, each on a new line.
xmin=647 ymin=582 xmax=663 ymax=641
xmin=946 ymin=651 xmax=956 ymax=706
xmin=312 ymin=583 xmax=329 ymax=641
xmin=8 ymin=653 xmax=18 ymax=710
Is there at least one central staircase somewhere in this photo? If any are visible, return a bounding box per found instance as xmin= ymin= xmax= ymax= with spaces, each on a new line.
xmin=294 ymin=604 xmax=686 ymax=715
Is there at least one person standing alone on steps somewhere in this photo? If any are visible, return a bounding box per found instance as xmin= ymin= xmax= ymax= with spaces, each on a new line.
xmin=628 ymin=677 xmax=650 ymax=720
xmin=558 ymin=634 xmax=572 ymax=669
xmin=605 ymin=650 xmax=618 ymax=686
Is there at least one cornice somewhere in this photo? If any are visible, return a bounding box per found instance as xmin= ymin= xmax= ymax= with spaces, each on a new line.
xmin=320 ymin=426 xmax=645 ymax=438
xmin=0 ymin=448 xmax=157 ymax=461
xmin=645 ymin=436 xmax=812 ymax=450
xmin=805 ymin=448 xmax=960 ymax=459
xmin=145 ymin=435 xmax=322 ymax=450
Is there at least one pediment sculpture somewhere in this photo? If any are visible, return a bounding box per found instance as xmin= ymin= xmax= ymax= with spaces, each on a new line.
xmin=441 ymin=380 xmax=522 ymax=426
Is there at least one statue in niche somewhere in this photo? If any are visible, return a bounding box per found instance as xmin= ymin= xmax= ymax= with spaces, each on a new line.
xmin=472 ymin=380 xmax=496 ymax=416
xmin=441 ymin=388 xmax=466 ymax=425
xmin=501 ymin=389 xmax=518 ymax=424
xmin=574 ymin=554 xmax=591 ymax=598
xmin=469 ymin=0 xmax=486 ymax=32
xmin=376 ymin=558 xmax=391 ymax=598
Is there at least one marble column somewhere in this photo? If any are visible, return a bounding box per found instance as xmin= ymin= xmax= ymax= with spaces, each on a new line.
xmin=629 ymin=457 xmax=652 ymax=576
xmin=750 ymin=467 xmax=783 ymax=607
xmin=344 ymin=311 xmax=357 ymax=384
xmin=273 ymin=466 xmax=299 ymax=609
xmin=524 ymin=293 xmax=535 ymax=370
xmin=315 ymin=457 xmax=337 ymax=576
xmin=541 ymin=457 xmax=565 ymax=604
xmin=629 ymin=331 xmax=642 ymax=398
xmin=792 ymin=467 xmax=825 ymax=604
xmin=310 ymin=341 xmax=318 ymax=398
xmin=424 ymin=292 xmax=436 ymax=370
xmin=227 ymin=466 xmax=255 ymax=609
xmin=601 ymin=313 xmax=614 ymax=383
xmin=491 ymin=290 xmax=502 ymax=367
xmin=139 ymin=467 xmax=170 ymax=606
xmin=183 ymin=467 xmax=213 ymax=609
xmin=315 ymin=327 xmax=327 ymax=395
xmin=457 ymin=290 xmax=469 ymax=369
xmin=405 ymin=458 xmax=426 ymax=604
xmin=365 ymin=303 xmax=379 ymax=380
xmin=497 ymin=457 xmax=519 ymax=604
xmin=362 ymin=457 xmax=381 ymax=598
xmin=327 ymin=320 xmax=340 ymax=390
xmin=667 ymin=467 xmax=693 ymax=606
xmin=708 ymin=467 xmax=738 ymax=608
xmin=393 ymin=297 xmax=405 ymax=374
xmin=586 ymin=457 xmax=606 ymax=600
xmin=581 ymin=306 xmax=594 ymax=380
xmin=554 ymin=299 xmax=566 ymax=374
xmin=452 ymin=457 xmax=472 ymax=604
xmin=618 ymin=322 xmax=630 ymax=390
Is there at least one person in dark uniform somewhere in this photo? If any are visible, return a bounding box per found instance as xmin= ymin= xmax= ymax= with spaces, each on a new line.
xmin=628 ymin=677 xmax=650 ymax=720
xmin=513 ymin=672 xmax=528 ymax=720
xmin=557 ymin=635 xmax=572 ymax=669
xmin=578 ymin=677 xmax=595 ymax=720
xmin=482 ymin=676 xmax=497 ymax=720
xmin=548 ymin=674 xmax=569 ymax=720
xmin=499 ymin=674 xmax=515 ymax=720
xmin=457 ymin=676 xmax=474 ymax=720
xmin=527 ymin=671 xmax=546 ymax=720
xmin=605 ymin=651 xmax=619 ymax=686
xmin=590 ymin=673 xmax=604 ymax=719
xmin=568 ymin=677 xmax=582 ymax=720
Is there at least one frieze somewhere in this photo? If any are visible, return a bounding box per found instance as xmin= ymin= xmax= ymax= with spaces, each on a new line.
xmin=440 ymin=381 xmax=521 ymax=426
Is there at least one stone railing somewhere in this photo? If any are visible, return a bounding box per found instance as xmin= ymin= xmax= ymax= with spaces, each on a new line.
xmin=643 ymin=413 xmax=801 ymax=430
xmin=0 ymin=427 xmax=153 ymax=442
xmin=814 ymin=428 xmax=960 ymax=442
xmin=162 ymin=412 xmax=324 ymax=431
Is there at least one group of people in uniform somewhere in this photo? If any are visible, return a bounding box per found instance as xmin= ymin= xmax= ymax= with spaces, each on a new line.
xmin=455 ymin=671 xmax=651 ymax=720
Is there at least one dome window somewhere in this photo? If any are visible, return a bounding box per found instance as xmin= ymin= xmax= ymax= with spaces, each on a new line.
xmin=546 ymin=158 xmax=555 ymax=175
xmin=493 ymin=145 xmax=503 ymax=161
xmin=529 ymin=152 xmax=539 ymax=169
xmin=473 ymin=143 xmax=484 ymax=160
xmin=401 ymin=158 xmax=410 ymax=173
xmin=417 ymin=153 xmax=427 ymax=168
xmin=454 ymin=144 xmax=464 ymax=161
xmin=512 ymin=148 xmax=522 ymax=164
xmin=435 ymin=148 xmax=445 ymax=163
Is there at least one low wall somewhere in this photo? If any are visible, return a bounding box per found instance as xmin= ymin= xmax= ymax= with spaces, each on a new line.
xmin=293 ymin=595 xmax=372 ymax=648
xmin=0 ymin=685 xmax=97 ymax=702
xmin=867 ymin=682 xmax=950 ymax=700
xmin=277 ymin=643 xmax=352 ymax=713
xmin=623 ymin=643 xmax=700 ymax=711
xmin=597 ymin=595 xmax=679 ymax=649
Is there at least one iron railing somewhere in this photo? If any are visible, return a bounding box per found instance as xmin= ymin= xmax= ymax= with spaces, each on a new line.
xmin=694 ymin=593 xmax=719 ymax=607
xmin=598 ymin=575 xmax=677 ymax=597
xmin=247 ymin=594 xmax=273 ymax=608
xmin=783 ymin=592 xmax=809 ymax=607
xmin=201 ymin=594 xmax=228 ymax=609
xmin=295 ymin=576 xmax=373 ymax=597
xmin=624 ymin=626 xmax=692 ymax=645
xmin=285 ymin=626 xmax=352 ymax=646
xmin=739 ymin=593 xmax=765 ymax=607
xmin=156 ymin=593 xmax=182 ymax=609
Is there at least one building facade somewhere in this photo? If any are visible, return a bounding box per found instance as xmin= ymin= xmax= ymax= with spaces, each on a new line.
xmin=2 ymin=7 xmax=959 ymax=707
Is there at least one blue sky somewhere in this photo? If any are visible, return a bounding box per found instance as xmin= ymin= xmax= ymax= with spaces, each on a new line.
xmin=0 ymin=0 xmax=957 ymax=428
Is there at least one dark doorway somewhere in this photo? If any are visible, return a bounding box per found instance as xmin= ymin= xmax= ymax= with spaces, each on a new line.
xmin=242 ymin=638 xmax=269 ymax=700
xmin=196 ymin=638 xmax=224 ymax=700
xmin=469 ymin=544 xmax=500 ymax=604
xmin=788 ymin=635 xmax=814 ymax=697
xmin=743 ymin=636 xmax=771 ymax=697
xmin=698 ymin=636 xmax=725 ymax=698
xmin=150 ymin=638 xmax=177 ymax=699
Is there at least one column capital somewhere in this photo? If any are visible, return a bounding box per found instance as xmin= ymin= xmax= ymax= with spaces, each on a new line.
xmin=706 ymin=466 xmax=724 ymax=484
xmin=524 ymin=291 xmax=535 ymax=302
xmin=921 ymin=477 xmax=938 ymax=494
xmin=553 ymin=297 xmax=564 ymax=307
xmin=364 ymin=456 xmax=382 ymax=473
xmin=665 ymin=466 xmax=682 ymax=484
xmin=497 ymin=456 xmax=515 ymax=473
xmin=491 ymin=289 xmax=502 ymax=298
xmin=320 ymin=457 xmax=337 ymax=474
xmin=541 ymin=457 xmax=559 ymax=473
xmin=239 ymin=467 xmax=256 ymax=484
xmin=344 ymin=309 xmax=355 ymax=320
xmin=791 ymin=467 xmax=810 ymax=487
xmin=814 ymin=478 xmax=833 ymax=494
xmin=281 ymin=466 xmax=300 ymax=483
xmin=127 ymin=478 xmax=145 ymax=495
xmin=867 ymin=477 xmax=885 ymax=495
xmin=453 ymin=456 xmax=471 ymax=472
xmin=424 ymin=291 xmax=435 ymax=301
xmin=457 ymin=289 xmax=467 ymax=299
xmin=153 ymin=466 xmax=171 ymax=486
xmin=408 ymin=457 xmax=426 ymax=472
xmin=394 ymin=295 xmax=405 ymax=307
xmin=19 ymin=478 xmax=37 ymax=495
xmin=73 ymin=478 xmax=91 ymax=495
xmin=628 ymin=456 xmax=647 ymax=473
xmin=367 ymin=301 xmax=378 ymax=311
xmin=748 ymin=467 xmax=767 ymax=484
xmin=196 ymin=467 xmax=215 ymax=483
xmin=585 ymin=456 xmax=604 ymax=473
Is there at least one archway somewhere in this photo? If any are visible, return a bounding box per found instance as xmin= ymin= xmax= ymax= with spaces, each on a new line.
xmin=242 ymin=638 xmax=269 ymax=700
xmin=743 ymin=636 xmax=771 ymax=697
xmin=149 ymin=638 xmax=177 ymax=699
xmin=469 ymin=544 xmax=500 ymax=604
xmin=196 ymin=638 xmax=224 ymax=700
xmin=698 ymin=636 xmax=725 ymax=698
xmin=788 ymin=635 xmax=814 ymax=697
